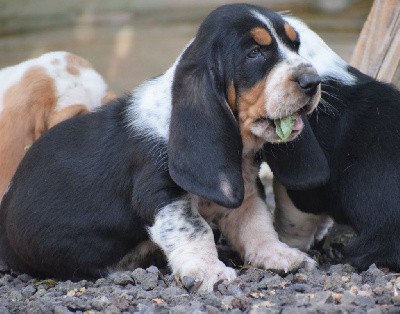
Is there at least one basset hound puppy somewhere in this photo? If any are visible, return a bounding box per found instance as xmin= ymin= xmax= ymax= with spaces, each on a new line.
xmin=0 ymin=51 xmax=115 ymax=199
xmin=0 ymin=5 xmax=326 ymax=291
xmin=268 ymin=15 xmax=400 ymax=271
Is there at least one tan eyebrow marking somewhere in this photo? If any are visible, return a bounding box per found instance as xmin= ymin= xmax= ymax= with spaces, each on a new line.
xmin=284 ymin=23 xmax=297 ymax=42
xmin=251 ymin=27 xmax=272 ymax=46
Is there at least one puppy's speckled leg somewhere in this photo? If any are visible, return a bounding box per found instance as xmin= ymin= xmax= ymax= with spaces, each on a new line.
xmin=149 ymin=196 xmax=236 ymax=292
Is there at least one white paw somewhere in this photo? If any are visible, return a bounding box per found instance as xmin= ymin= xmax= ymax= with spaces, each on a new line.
xmin=175 ymin=258 xmax=236 ymax=292
xmin=245 ymin=242 xmax=316 ymax=273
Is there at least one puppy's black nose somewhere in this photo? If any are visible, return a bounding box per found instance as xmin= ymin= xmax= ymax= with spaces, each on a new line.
xmin=297 ymin=73 xmax=321 ymax=96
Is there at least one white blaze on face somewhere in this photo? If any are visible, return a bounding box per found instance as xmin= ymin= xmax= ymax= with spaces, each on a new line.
xmin=282 ymin=15 xmax=356 ymax=85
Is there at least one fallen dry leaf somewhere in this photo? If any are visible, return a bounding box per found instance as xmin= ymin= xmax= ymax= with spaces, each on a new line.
xmin=152 ymin=298 xmax=166 ymax=305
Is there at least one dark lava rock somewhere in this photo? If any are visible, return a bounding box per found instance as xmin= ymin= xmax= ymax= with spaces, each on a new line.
xmin=131 ymin=267 xmax=159 ymax=290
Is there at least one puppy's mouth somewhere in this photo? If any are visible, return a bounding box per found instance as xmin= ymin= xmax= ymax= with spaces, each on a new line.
xmin=253 ymin=103 xmax=310 ymax=143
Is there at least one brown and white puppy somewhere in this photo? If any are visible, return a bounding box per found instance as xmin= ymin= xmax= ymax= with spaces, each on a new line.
xmin=0 ymin=5 xmax=323 ymax=292
xmin=0 ymin=51 xmax=115 ymax=199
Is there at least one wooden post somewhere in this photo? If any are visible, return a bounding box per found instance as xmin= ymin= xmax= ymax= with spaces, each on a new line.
xmin=350 ymin=0 xmax=400 ymax=82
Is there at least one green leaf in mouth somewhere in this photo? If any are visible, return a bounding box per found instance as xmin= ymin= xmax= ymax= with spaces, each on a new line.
xmin=274 ymin=115 xmax=297 ymax=141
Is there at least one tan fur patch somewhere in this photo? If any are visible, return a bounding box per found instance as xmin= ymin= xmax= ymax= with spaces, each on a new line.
xmin=251 ymin=27 xmax=272 ymax=46
xmin=48 ymin=104 xmax=88 ymax=129
xmin=226 ymin=83 xmax=237 ymax=111
xmin=66 ymin=65 xmax=80 ymax=76
xmin=284 ymin=23 xmax=297 ymax=42
xmin=67 ymin=53 xmax=92 ymax=68
xmin=0 ymin=66 xmax=56 ymax=197
xmin=101 ymin=89 xmax=117 ymax=104
xmin=238 ymin=79 xmax=267 ymax=142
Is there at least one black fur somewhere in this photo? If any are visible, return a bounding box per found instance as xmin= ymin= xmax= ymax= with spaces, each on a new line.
xmin=273 ymin=66 xmax=400 ymax=271
xmin=262 ymin=116 xmax=329 ymax=189
xmin=0 ymin=98 xmax=184 ymax=279
xmin=168 ymin=37 xmax=243 ymax=208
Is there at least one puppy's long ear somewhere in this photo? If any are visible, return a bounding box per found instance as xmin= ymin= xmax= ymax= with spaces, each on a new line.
xmin=168 ymin=44 xmax=244 ymax=208
xmin=262 ymin=117 xmax=329 ymax=189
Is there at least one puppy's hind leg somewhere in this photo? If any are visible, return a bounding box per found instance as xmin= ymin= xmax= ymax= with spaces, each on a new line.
xmin=333 ymin=168 xmax=400 ymax=271
xmin=112 ymin=240 xmax=167 ymax=271
xmin=274 ymin=180 xmax=333 ymax=251
xmin=343 ymin=227 xmax=400 ymax=272
xmin=149 ymin=196 xmax=236 ymax=292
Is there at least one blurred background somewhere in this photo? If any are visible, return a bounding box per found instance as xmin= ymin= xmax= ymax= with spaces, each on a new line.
xmin=0 ymin=0 xmax=386 ymax=94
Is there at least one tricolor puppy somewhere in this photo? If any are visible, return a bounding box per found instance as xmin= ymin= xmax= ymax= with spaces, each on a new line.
xmin=0 ymin=51 xmax=115 ymax=199
xmin=0 ymin=4 xmax=323 ymax=291
xmin=268 ymin=16 xmax=400 ymax=271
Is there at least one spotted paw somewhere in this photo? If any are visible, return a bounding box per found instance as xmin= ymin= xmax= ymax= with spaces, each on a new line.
xmin=175 ymin=258 xmax=236 ymax=292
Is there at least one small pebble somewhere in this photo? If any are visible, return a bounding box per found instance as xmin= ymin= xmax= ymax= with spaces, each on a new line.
xmin=291 ymin=283 xmax=310 ymax=293
xmin=17 ymin=274 xmax=33 ymax=283
xmin=293 ymin=273 xmax=308 ymax=283
xmin=104 ymin=304 xmax=121 ymax=314
xmin=0 ymin=306 xmax=9 ymax=314
xmin=182 ymin=276 xmax=196 ymax=290
xmin=21 ymin=285 xmax=36 ymax=299
xmin=312 ymin=291 xmax=332 ymax=305
xmin=146 ymin=266 xmax=159 ymax=274
xmin=392 ymin=295 xmax=400 ymax=306
xmin=132 ymin=268 xmax=158 ymax=290
xmin=159 ymin=286 xmax=187 ymax=301
xmin=91 ymin=296 xmax=111 ymax=311
xmin=362 ymin=264 xmax=385 ymax=284
xmin=111 ymin=272 xmax=134 ymax=286
xmin=53 ymin=306 xmax=73 ymax=314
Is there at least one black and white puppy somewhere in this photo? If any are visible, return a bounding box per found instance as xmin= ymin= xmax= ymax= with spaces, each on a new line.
xmin=0 ymin=4 xmax=323 ymax=291
xmin=268 ymin=16 xmax=400 ymax=271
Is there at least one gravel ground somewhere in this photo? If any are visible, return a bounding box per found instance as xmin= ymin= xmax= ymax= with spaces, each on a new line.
xmin=1 ymin=178 xmax=399 ymax=313
xmin=1 ymin=244 xmax=400 ymax=313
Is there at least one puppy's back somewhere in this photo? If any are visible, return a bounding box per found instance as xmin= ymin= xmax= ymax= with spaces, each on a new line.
xmin=0 ymin=52 xmax=114 ymax=199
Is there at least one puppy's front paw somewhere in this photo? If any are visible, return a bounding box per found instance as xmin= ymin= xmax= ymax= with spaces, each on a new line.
xmin=175 ymin=258 xmax=236 ymax=292
xmin=246 ymin=242 xmax=316 ymax=273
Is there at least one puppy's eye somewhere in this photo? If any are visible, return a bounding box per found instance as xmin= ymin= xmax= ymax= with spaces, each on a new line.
xmin=247 ymin=47 xmax=261 ymax=59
